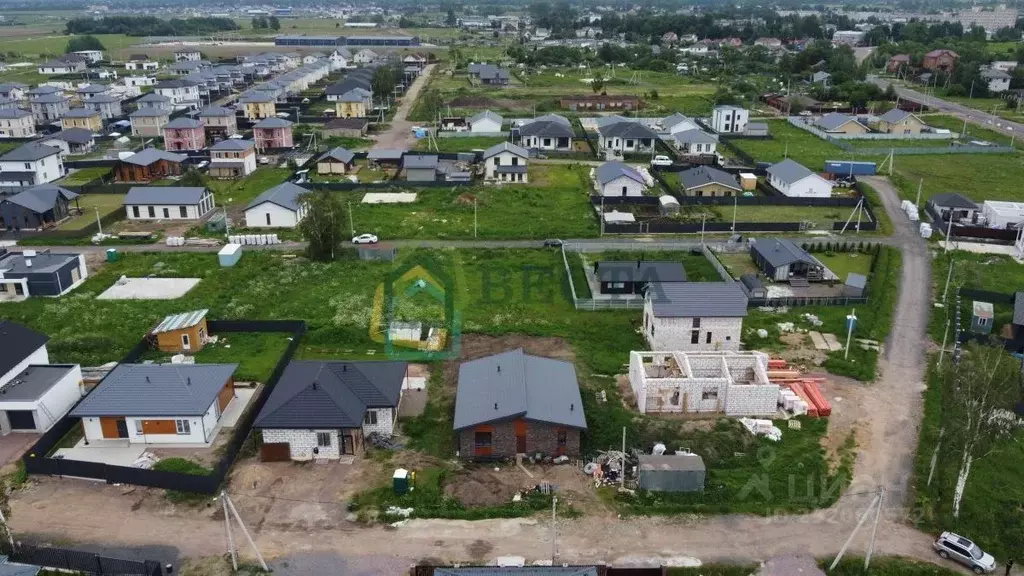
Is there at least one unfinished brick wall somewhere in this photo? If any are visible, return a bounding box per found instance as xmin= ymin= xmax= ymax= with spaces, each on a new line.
xmin=457 ymin=420 xmax=581 ymax=459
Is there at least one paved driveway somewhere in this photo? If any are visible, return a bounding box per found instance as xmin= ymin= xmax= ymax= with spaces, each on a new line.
xmin=0 ymin=432 xmax=40 ymax=465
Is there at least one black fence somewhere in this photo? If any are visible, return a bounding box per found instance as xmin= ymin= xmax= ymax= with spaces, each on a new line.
xmin=23 ymin=320 xmax=306 ymax=495
xmin=306 ymin=179 xmax=475 ymax=191
xmin=574 ymin=118 xmax=599 ymax=158
xmin=718 ymin=136 xmax=757 ymax=166
xmin=960 ymin=288 xmax=1016 ymax=305
xmin=1 ymin=542 xmax=164 ymax=576
xmin=923 ymin=202 xmax=1019 ymax=244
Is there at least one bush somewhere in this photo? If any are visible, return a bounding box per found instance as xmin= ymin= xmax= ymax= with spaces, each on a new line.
xmin=152 ymin=457 xmax=213 ymax=476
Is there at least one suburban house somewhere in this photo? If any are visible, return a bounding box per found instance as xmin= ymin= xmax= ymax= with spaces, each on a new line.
xmin=71 ymin=50 xmax=103 ymax=63
xmin=875 ymin=109 xmax=926 ymax=135
xmin=129 ymin=107 xmax=171 ymax=137
xmin=482 ymin=141 xmax=529 ymax=183
xmin=323 ymin=117 xmax=369 ymax=138
xmin=673 ymin=129 xmax=718 ymax=156
xmin=0 ymin=142 xmax=64 ymax=187
xmin=174 ymin=49 xmax=202 ymax=62
xmin=252 ymin=117 xmax=294 ymax=150
xmin=677 ymin=166 xmax=742 ymax=197
xmin=0 ymin=97 xmax=19 ymax=110
xmin=642 ymin=282 xmax=748 ymax=351
xmin=923 ymin=49 xmax=958 ymax=72
xmin=29 ymin=93 xmax=71 ymax=125
xmin=75 ymin=84 xmax=110 ymax=101
xmin=353 ymin=49 xmax=379 ymax=65
xmin=244 ymin=182 xmax=308 ymax=228
xmin=403 ymin=53 xmax=428 ymax=70
xmin=887 ymin=54 xmax=911 ymax=73
xmin=0 ymin=108 xmax=36 ymax=138
xmin=239 ymin=92 xmax=276 ymax=120
xmin=125 ymin=55 xmax=159 ymax=71
xmin=162 ymin=117 xmax=206 ymax=152
xmin=82 ymin=94 xmax=123 ymax=120
xmin=154 ymin=79 xmax=201 ymax=109
xmin=125 ymin=76 xmax=157 ymax=89
xmin=115 ymin=148 xmax=186 ymax=183
xmin=0 ymin=250 xmax=88 ymax=298
xmin=981 ymin=68 xmax=1012 ymax=93
xmin=60 ymin=107 xmax=102 ymax=132
xmin=71 ymin=363 xmax=238 ymax=445
xmin=404 ymin=154 xmax=439 ymax=182
xmin=468 ymin=63 xmax=510 ymax=86
xmin=151 ymin=309 xmax=209 ymax=353
xmin=927 ymin=192 xmax=980 ymax=224
xmin=662 ymin=113 xmax=699 ymax=135
xmin=517 ymin=115 xmax=574 ymax=150
xmin=0 ymin=83 xmax=28 ymax=101
xmin=0 ymin=184 xmax=78 ymax=230
xmin=123 ymin=186 xmax=216 ymax=221
xmin=454 ymin=349 xmax=586 ymax=459
xmin=0 ymin=322 xmax=83 ymax=434
xmin=813 ymin=112 xmax=869 ymax=135
xmin=710 ymin=105 xmax=749 ymax=134
xmin=253 ymin=360 xmax=408 ymax=461
xmin=560 ymin=94 xmax=640 ymax=111
xmin=811 ymin=71 xmax=831 ymax=88
xmin=595 ymin=161 xmax=647 ymax=197
xmin=316 ymin=147 xmax=355 ymax=175
xmin=593 ymin=260 xmax=687 ymax=295
xmin=597 ymin=121 xmax=659 ymax=155
xmin=469 ymin=110 xmax=503 ymax=133
xmin=198 ymin=105 xmax=238 ymax=139
xmin=750 ymin=238 xmax=826 ymax=283
xmin=766 ymin=159 xmax=832 ymax=198
xmin=38 ymin=57 xmax=86 ymax=75
xmin=46 ymin=128 xmax=98 ymax=155
xmin=135 ymin=92 xmax=172 ymax=111
xmin=208 ymin=139 xmax=257 ymax=179
xmin=334 ymin=88 xmax=373 ymax=118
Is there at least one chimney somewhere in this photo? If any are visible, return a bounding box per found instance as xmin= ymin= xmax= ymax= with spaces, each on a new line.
xmin=570 ymin=403 xmax=574 ymax=411
xmin=497 ymin=365 xmax=501 ymax=373
xmin=312 ymin=381 xmax=318 ymax=389
xmin=186 ymin=377 xmax=191 ymax=386
xmin=494 ymin=402 xmax=498 ymax=410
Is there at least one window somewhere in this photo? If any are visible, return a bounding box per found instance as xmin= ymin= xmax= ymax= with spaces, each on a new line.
xmin=265 ymin=213 xmax=272 ymax=225
xmin=23 ymin=163 xmax=30 ymax=169
xmin=316 ymin=432 xmax=331 ymax=447
xmin=162 ymin=207 xmax=170 ymax=218
xmin=706 ymin=332 xmax=712 ymax=344
xmin=692 ymin=318 xmax=701 ymax=328
xmin=493 ymin=156 xmax=501 ymax=166
xmin=135 ymin=420 xmax=144 ymax=434
xmin=557 ymin=429 xmax=567 ymax=447
xmin=147 ymin=206 xmax=155 ymax=218
xmin=364 ymin=410 xmax=378 ymax=425
xmin=180 ymin=206 xmax=188 ymax=218
xmin=978 ymin=317 xmax=989 ymax=326
xmin=609 ymin=282 xmax=626 ymax=289
xmin=626 ymin=139 xmax=634 ymax=149
xmin=132 ymin=206 xmax=140 ymax=218
xmin=474 ymin=431 xmax=492 ymax=447
xmin=543 ymin=138 xmax=551 ymax=147
xmin=621 ymin=186 xmax=627 ymax=196
xmin=691 ymin=330 xmax=700 ymax=344
xmin=701 ymin=389 xmax=718 ymax=400
xmin=182 ymin=333 xmax=191 ymax=348
xmin=175 ymin=419 xmax=191 ymax=435
xmin=511 ymin=157 xmax=518 ymax=166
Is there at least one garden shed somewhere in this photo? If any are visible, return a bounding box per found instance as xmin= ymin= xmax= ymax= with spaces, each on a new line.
xmin=637 ymin=453 xmax=706 ymax=492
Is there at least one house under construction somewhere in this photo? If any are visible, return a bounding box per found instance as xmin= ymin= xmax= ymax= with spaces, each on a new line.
xmin=628 ymin=350 xmax=779 ymax=417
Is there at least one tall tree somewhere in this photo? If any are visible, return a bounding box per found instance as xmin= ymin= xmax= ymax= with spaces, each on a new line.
xmin=371 ymin=65 xmax=396 ymax=101
xmin=590 ymin=75 xmax=605 ymax=93
xmin=268 ymin=16 xmax=280 ymax=31
xmin=297 ymin=190 xmax=346 ymax=262
xmin=65 ymin=35 xmax=105 ymax=53
xmin=446 ymin=6 xmax=457 ymax=27
xmin=418 ymin=89 xmax=444 ymax=122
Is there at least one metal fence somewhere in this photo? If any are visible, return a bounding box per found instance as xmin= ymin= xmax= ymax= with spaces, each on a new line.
xmin=960 ymin=288 xmax=1015 ymax=305
xmin=702 ymin=243 xmax=733 ymax=281
xmin=1 ymin=542 xmax=164 ymax=576
xmin=785 ymin=116 xmax=1014 ymax=155
xmin=749 ymin=295 xmax=869 ymax=307
xmin=23 ymin=320 xmax=306 ymax=495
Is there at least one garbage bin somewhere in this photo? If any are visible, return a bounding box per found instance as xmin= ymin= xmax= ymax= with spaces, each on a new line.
xmin=106 ymin=248 xmax=119 ymax=263
xmin=393 ymin=468 xmax=409 ymax=495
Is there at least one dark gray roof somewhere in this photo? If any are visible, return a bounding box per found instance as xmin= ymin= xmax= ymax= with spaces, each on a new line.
xmin=434 ymin=569 xmax=598 ymax=576
xmin=751 ymin=238 xmax=816 ymax=269
xmin=253 ymin=117 xmax=293 ymax=129
xmin=404 ymin=154 xmax=438 ymax=169
xmin=638 ymin=453 xmax=706 ymax=472
xmin=29 ymin=94 xmax=68 ymax=104
xmin=124 ymin=186 xmax=208 ymax=205
xmin=85 ymin=94 xmax=121 ymax=104
xmin=28 ymin=86 xmax=60 ymax=95
xmin=878 ymin=108 xmax=914 ymax=124
xmin=0 ymin=108 xmax=32 ymax=120
xmin=155 ymin=79 xmax=197 ymax=89
xmin=0 ymin=364 xmax=77 ymax=402
xmin=845 ymin=272 xmax=867 ymax=289
xmin=0 ymin=142 xmax=61 ymax=162
xmin=131 ymin=108 xmax=170 ymax=118
xmin=239 ymin=92 xmax=275 ymax=103
xmin=0 ymin=251 xmax=79 ymax=274
xmin=518 ymin=119 xmax=573 ymax=138
xmin=319 ymin=147 xmax=355 ymax=164
xmin=595 ymin=261 xmax=686 ymax=283
xmin=495 ymin=165 xmax=528 ymax=174
xmin=815 ymin=112 xmax=860 ymax=131
xmin=469 ymin=110 xmax=503 ymax=125
xmin=673 ymin=129 xmax=718 ymax=145
xmin=71 ymin=363 xmax=238 ymax=417
xmin=740 ymin=273 xmax=764 ymax=292
xmin=253 ymin=360 xmax=407 ymax=429
xmin=596 ymin=161 xmax=645 ymax=186
xmin=453 ymin=349 xmax=586 ymax=431
xmin=483 ymin=141 xmax=528 ymax=159
xmin=245 ymin=182 xmax=307 ymax=212
xmin=766 ymin=158 xmax=815 ymax=184
xmin=122 ymin=148 xmax=187 ymax=166
xmin=77 ymin=84 xmax=108 ymax=94
xmin=49 ymin=127 xmax=97 ymax=144
xmin=164 ymin=117 xmax=203 ymax=129
xmin=368 ymin=148 xmax=405 ymax=160
xmin=597 ymin=121 xmax=659 ymax=139
xmin=62 ymin=107 xmax=99 ymax=118
xmin=679 ymin=166 xmax=741 ymax=191
xmin=3 ymin=184 xmax=78 ymax=213
xmin=137 ymin=93 xmax=170 ymax=103
xmin=198 ymin=105 xmax=234 ymax=117
xmin=0 ymin=560 xmax=40 ymax=576
xmin=0 ymin=321 xmax=49 ymax=379
xmin=210 ymin=139 xmax=254 ymax=151
xmin=648 ymin=282 xmax=748 ymax=318
xmin=929 ymin=192 xmax=978 ymax=210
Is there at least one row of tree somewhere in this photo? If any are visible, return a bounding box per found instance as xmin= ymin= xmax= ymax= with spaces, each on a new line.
xmin=65 ymin=16 xmax=239 ymax=37
xmin=251 ymin=16 xmax=281 ymax=31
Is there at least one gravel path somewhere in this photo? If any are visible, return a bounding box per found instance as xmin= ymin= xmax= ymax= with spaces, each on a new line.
xmin=372 ymin=64 xmax=436 ymax=151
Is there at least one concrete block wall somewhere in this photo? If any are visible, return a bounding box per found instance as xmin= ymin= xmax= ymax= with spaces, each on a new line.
xmin=724 ymin=384 xmax=780 ymax=416
xmin=262 ymin=429 xmax=341 ymax=460
xmin=648 ymin=314 xmax=742 ymax=352
xmin=629 ymin=351 xmax=776 ymax=416
xmin=362 ymin=407 xmax=394 ymax=436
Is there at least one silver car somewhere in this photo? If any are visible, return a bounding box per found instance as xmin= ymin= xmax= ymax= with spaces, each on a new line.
xmin=933 ymin=531 xmax=996 ymax=574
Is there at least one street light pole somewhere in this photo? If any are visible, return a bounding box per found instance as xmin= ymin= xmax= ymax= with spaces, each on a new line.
xmin=844 ymin=309 xmax=857 ymax=360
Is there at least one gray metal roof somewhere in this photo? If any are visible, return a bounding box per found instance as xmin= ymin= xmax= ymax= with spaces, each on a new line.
xmin=453 ymin=349 xmax=586 ymax=431
xmin=198 ymin=105 xmax=234 ymax=117
xmin=210 ymin=139 xmax=254 ymax=151
xmin=766 ymin=158 xmax=815 ymax=184
xmin=814 ymin=112 xmax=860 ymax=131
xmin=3 ymin=184 xmax=77 ymax=213
xmin=85 ymin=94 xmax=121 ymax=104
xmin=469 ymin=110 xmax=503 ymax=125
xmin=152 ymin=309 xmax=208 ymax=334
xmin=319 ymin=147 xmax=355 ymax=164
xmin=648 ymin=282 xmax=748 ymax=318
xmin=253 ymin=360 xmax=407 ymax=429
xmin=982 ymin=68 xmax=1012 ymax=80
xmin=62 ymin=107 xmax=99 ymax=118
xmin=0 ymin=321 xmax=49 ymax=379
xmin=122 ymin=148 xmax=187 ymax=166
xmin=164 ymin=117 xmax=203 ymax=129
xmin=518 ymin=119 xmax=573 ymax=138
xmin=751 ymin=238 xmax=817 ymax=269
xmin=337 ymin=88 xmax=371 ymax=102
xmin=845 ymin=273 xmax=867 ymax=289
xmin=0 ymin=364 xmax=77 ymax=402
xmin=0 ymin=142 xmax=61 ymax=162
xmin=673 ymin=129 xmax=717 ymax=145
xmin=596 ymin=161 xmax=645 ymax=186
xmin=495 ymin=165 xmax=528 ymax=174
xmin=29 ymin=94 xmax=68 ymax=104
xmin=679 ymin=166 xmax=741 ymax=191
xmin=483 ymin=141 xmax=528 ymax=159
xmin=404 ymin=154 xmax=438 ymax=169
xmin=155 ymin=79 xmax=197 ymax=89
xmin=28 ymin=86 xmax=60 ymax=95
xmin=137 ymin=93 xmax=170 ymax=103
xmin=594 ymin=261 xmax=687 ymax=283
xmin=131 ymin=108 xmax=170 ymax=118
xmin=368 ymin=148 xmax=405 ymax=160
xmin=929 ymin=192 xmax=978 ymax=210
xmin=71 ymin=363 xmax=238 ymax=417
xmin=0 ymin=251 xmax=79 ymax=274
xmin=0 ymin=560 xmax=40 ymax=576
xmin=434 ymin=569 xmax=598 ymax=576
xmin=253 ymin=117 xmax=293 ymax=129
xmin=245 ymin=182 xmax=307 ymax=212
xmin=662 ymin=112 xmax=691 ymax=128
xmin=124 ymin=186 xmax=208 ymax=205
xmin=597 ymin=121 xmax=659 ymax=139
xmin=239 ymin=92 xmax=275 ymax=103
xmin=0 ymin=108 xmax=32 ymax=120
xmin=638 ymin=453 xmax=706 ymax=472
xmin=878 ymin=108 xmax=914 ymax=124
xmin=77 ymin=84 xmax=108 ymax=94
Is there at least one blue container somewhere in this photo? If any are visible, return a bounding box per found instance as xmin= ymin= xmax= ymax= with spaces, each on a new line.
xmin=824 ymin=160 xmax=877 ymax=176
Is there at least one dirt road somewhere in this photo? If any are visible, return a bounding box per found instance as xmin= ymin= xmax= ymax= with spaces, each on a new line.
xmin=11 ymin=178 xmax=948 ymax=571
xmin=372 ymin=64 xmax=436 ymax=151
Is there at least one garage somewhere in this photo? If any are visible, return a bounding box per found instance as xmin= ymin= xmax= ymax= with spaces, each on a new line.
xmin=6 ymin=410 xmax=37 ymax=431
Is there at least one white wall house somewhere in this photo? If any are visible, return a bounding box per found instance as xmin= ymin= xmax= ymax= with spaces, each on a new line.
xmin=124 ymin=186 xmax=215 ymax=221
xmin=642 ymin=282 xmax=748 ymax=352
xmin=175 ymin=50 xmax=202 ymax=62
xmin=982 ymin=68 xmax=1012 ymax=93
xmin=766 ymin=159 xmax=832 ymax=198
xmin=125 ymin=76 xmax=156 ymax=88
xmin=125 ymin=60 xmax=160 ymax=71
xmin=0 ymin=330 xmax=49 ymax=387
xmin=482 ymin=141 xmax=529 ymax=182
xmin=0 ymin=364 xmax=83 ymax=434
xmin=595 ymin=161 xmax=646 ymax=197
xmin=73 ymin=50 xmax=104 ymax=63
xmin=0 ymin=109 xmax=36 ymax=138
xmin=469 ymin=110 xmax=503 ymax=133
xmin=154 ymin=80 xmax=201 ymax=109
xmin=0 ymin=142 xmax=64 ymax=187
xmin=710 ymin=105 xmax=749 ymax=134
xmin=244 ymin=182 xmax=309 ymax=228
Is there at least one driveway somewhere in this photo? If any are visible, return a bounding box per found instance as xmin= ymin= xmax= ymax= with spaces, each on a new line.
xmin=0 ymin=433 xmax=39 ymax=466
xmin=373 ymin=64 xmax=436 ymax=151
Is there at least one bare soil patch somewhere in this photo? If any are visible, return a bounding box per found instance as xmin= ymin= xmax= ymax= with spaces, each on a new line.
xmin=809 ymin=373 xmax=869 ymax=469
xmin=442 ymin=461 xmax=608 ymax=516
xmin=777 ymin=331 xmax=829 ymax=367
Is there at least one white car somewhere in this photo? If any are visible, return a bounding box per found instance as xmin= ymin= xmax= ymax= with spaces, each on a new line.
xmin=651 ymin=155 xmax=673 ymax=167
xmin=352 ymin=234 xmax=379 ymax=244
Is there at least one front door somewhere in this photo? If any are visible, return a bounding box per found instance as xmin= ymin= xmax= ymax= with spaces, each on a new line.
xmin=341 ymin=434 xmax=354 ymax=455
xmin=115 ymin=418 xmax=129 ymax=439
xmin=514 ymin=420 xmax=527 ymax=454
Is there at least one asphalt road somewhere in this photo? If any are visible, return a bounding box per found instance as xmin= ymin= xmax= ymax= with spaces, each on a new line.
xmin=869 ymin=74 xmax=1024 ymax=138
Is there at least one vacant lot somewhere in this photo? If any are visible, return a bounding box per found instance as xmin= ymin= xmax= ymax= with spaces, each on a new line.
xmin=891 ymin=152 xmax=1024 ymax=204
xmin=412 ymin=135 xmax=508 ymax=153
xmin=206 ymin=167 xmax=292 ymax=208
xmin=60 ymin=193 xmax=125 ymax=231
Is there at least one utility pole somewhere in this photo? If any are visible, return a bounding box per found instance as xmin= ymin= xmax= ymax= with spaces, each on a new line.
xmin=222 ymin=492 xmax=237 ymax=571
xmin=347 ymin=201 xmax=354 ymax=235
xmin=731 ymin=195 xmax=737 ymax=232
xmin=95 ymin=207 xmax=103 ymax=236
xmin=915 ymin=178 xmax=923 ymax=209
xmin=942 ymin=258 xmax=955 ymax=303
xmin=550 ymin=495 xmax=558 ymax=563
xmin=864 ymin=486 xmax=885 ymax=571
xmin=620 ymin=426 xmax=626 ymax=488
xmin=473 ymin=198 xmax=478 ymax=238
xmin=223 ymin=493 xmax=268 ymax=571
xmin=844 ymin=309 xmax=856 ymax=360
xmin=944 ymin=213 xmax=954 ymax=252
xmin=829 ymin=490 xmax=883 ymax=571
xmin=700 ymin=212 xmax=706 ymax=245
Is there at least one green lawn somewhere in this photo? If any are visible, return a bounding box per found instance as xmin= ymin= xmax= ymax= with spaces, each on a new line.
xmin=320 ymin=136 xmax=374 ymax=151
xmin=59 ymin=166 xmax=112 ymax=186
xmin=891 ymin=152 xmax=1024 ymax=204
xmin=731 ymin=120 xmax=861 ymax=169
xmin=207 ymin=168 xmax=292 ymax=206
xmin=139 ymin=332 xmax=291 ymax=382
xmin=60 ymin=193 xmax=125 ymax=231
xmin=815 ymin=251 xmax=874 ymax=280
xmin=413 ymin=135 xmax=508 ymax=153
xmin=927 ymin=251 xmax=1023 ymax=341
xmin=715 ymin=252 xmax=758 ymax=278
xmin=925 ymin=114 xmax=1021 ymax=148
xmin=0 ymin=33 xmax=138 ymax=57
xmin=580 ymin=250 xmax=725 ymax=282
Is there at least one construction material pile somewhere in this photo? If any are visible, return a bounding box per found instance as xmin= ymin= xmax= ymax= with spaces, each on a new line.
xmin=768 ymin=359 xmax=833 ymax=418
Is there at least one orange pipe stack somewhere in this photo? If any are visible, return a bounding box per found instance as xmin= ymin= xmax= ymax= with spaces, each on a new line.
xmin=767 ymin=358 xmax=832 ymax=418
xmin=787 ymin=382 xmax=819 ymax=417
xmin=802 ymin=381 xmax=832 ymax=417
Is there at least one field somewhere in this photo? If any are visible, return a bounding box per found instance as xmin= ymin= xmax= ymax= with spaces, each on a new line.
xmin=413 ymin=135 xmax=508 ymax=153
xmin=924 ymin=114 xmax=1021 ymax=148
xmin=206 ymin=168 xmax=292 ymax=207
xmin=139 ymin=332 xmax=292 ymax=382
xmin=890 ymin=152 xmax=1024 ymax=204
xmin=0 ymin=33 xmax=140 ymax=58
xmin=731 ymin=120 xmax=868 ymax=169
xmin=60 ymin=193 xmax=125 ymax=231
xmin=59 ymin=166 xmax=112 ymax=186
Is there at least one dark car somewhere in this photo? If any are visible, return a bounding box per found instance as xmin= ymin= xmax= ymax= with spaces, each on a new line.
xmin=542 ymin=239 xmax=563 ymax=248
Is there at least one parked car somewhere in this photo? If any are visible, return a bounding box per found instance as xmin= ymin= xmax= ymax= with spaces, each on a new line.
xmin=933 ymin=532 xmax=996 ymax=574
xmin=542 ymin=239 xmax=562 ymax=248
xmin=650 ymin=155 xmax=673 ymax=167
xmin=352 ymin=233 xmax=379 ymax=244
xmin=258 ymin=156 xmax=270 ymax=165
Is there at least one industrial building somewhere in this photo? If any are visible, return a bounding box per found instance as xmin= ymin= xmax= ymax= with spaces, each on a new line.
xmin=274 ymin=35 xmax=420 ymax=48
